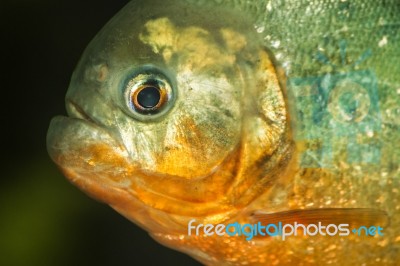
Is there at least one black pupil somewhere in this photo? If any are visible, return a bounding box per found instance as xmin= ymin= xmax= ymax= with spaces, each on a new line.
xmin=137 ymin=86 xmax=161 ymax=108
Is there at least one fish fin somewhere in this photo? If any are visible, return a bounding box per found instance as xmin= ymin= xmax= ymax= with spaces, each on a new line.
xmin=250 ymin=208 xmax=389 ymax=228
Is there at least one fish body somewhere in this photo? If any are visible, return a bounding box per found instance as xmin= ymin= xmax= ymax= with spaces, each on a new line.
xmin=47 ymin=0 xmax=400 ymax=265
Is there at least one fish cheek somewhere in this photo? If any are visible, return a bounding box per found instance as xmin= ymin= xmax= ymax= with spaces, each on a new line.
xmin=137 ymin=16 xmax=293 ymax=190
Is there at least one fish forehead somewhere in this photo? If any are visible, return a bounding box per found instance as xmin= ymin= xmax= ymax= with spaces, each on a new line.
xmin=75 ymin=0 xmax=255 ymax=63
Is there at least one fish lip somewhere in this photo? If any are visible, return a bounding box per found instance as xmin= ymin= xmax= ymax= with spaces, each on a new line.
xmin=63 ymin=99 xmax=128 ymax=154
xmin=66 ymin=99 xmax=92 ymax=121
xmin=65 ymin=99 xmax=102 ymax=126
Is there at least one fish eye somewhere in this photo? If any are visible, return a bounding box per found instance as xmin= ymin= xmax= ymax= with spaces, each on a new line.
xmin=124 ymin=67 xmax=176 ymax=120
xmin=131 ymin=81 xmax=166 ymax=112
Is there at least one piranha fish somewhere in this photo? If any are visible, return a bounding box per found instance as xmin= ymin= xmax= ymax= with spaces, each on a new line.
xmin=47 ymin=0 xmax=400 ymax=265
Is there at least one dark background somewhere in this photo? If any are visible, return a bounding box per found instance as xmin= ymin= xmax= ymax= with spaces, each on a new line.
xmin=0 ymin=0 xmax=200 ymax=265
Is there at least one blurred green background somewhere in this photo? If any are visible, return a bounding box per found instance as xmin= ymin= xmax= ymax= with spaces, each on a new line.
xmin=0 ymin=0 xmax=200 ymax=265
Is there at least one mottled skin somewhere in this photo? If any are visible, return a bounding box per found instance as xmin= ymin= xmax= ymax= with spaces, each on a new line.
xmin=47 ymin=0 xmax=400 ymax=265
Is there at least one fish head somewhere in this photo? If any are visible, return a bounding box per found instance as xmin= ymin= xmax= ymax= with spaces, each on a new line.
xmin=47 ymin=0 xmax=294 ymax=232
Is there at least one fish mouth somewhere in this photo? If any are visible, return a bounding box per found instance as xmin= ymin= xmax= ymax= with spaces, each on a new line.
xmin=47 ymin=96 xmax=122 ymax=166
xmin=65 ymin=99 xmax=100 ymax=126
